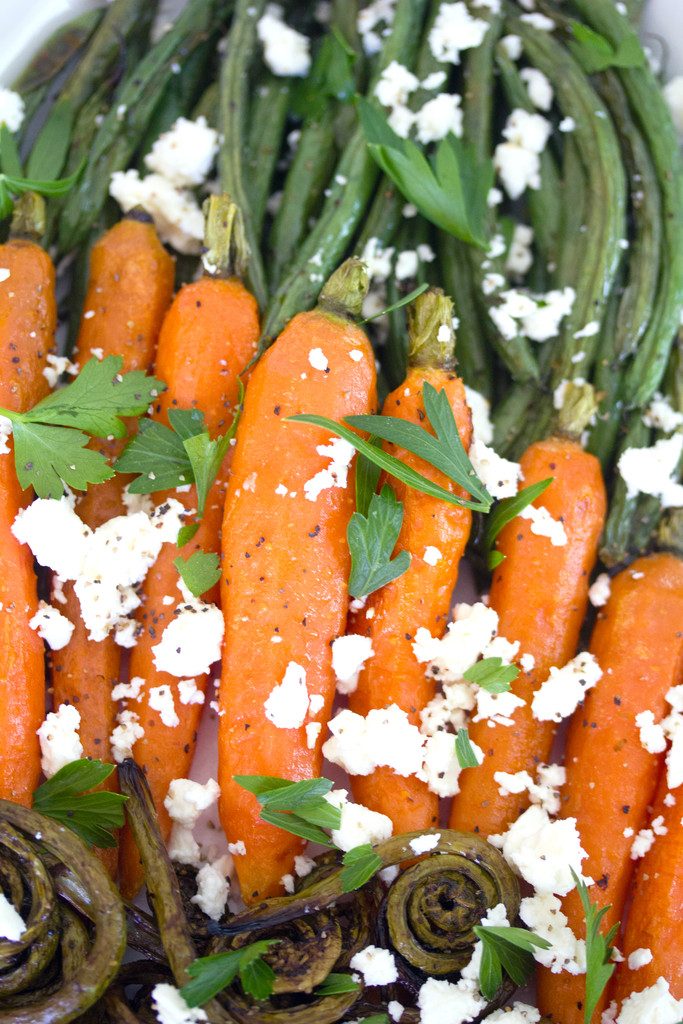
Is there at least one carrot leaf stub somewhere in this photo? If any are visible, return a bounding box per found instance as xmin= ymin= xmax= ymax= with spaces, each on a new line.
xmin=571 ymin=869 xmax=619 ymax=1024
xmin=347 ymin=484 xmax=410 ymax=599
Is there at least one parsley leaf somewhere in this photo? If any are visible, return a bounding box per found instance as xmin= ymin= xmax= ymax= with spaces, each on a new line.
xmin=181 ymin=941 xmax=278 ymax=1007
xmin=174 ymin=551 xmax=221 ymax=598
xmin=314 ymin=973 xmax=361 ymax=996
xmin=571 ymin=869 xmax=619 ymax=1024
xmin=116 ymin=418 xmax=195 ymax=492
xmin=347 ymin=484 xmax=410 ymax=599
xmin=0 ymin=120 xmax=82 ymax=219
xmin=32 ymin=759 xmax=127 ymax=848
xmin=569 ymin=21 xmax=645 ymax=74
xmin=234 ymin=775 xmax=340 ymax=848
xmin=484 ymin=478 xmax=553 ymax=569
xmin=12 ymin=420 xmax=114 ymax=498
xmin=473 ymin=925 xmax=552 ymax=1000
xmin=463 ymin=657 xmax=519 ymax=694
xmin=455 ymin=727 xmax=480 ymax=769
xmin=340 ymin=843 xmax=383 ymax=893
xmin=358 ymin=98 xmax=493 ymax=249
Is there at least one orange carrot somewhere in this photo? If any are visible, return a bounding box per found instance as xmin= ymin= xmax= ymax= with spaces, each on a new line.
xmin=218 ymin=259 xmax=376 ymax=904
xmin=0 ymin=208 xmax=55 ymax=804
xmin=537 ymin=553 xmax=683 ymax=1024
xmin=347 ymin=290 xmax=472 ymax=834
xmin=449 ymin=434 xmax=606 ymax=837
xmin=51 ymin=212 xmax=175 ymax=769
xmin=610 ymin=770 xmax=683 ymax=1006
xmin=118 ymin=199 xmax=260 ymax=898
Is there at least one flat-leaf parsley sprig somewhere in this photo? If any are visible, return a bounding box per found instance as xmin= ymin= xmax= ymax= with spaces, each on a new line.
xmin=0 ymin=124 xmax=82 ymax=221
xmin=181 ymin=940 xmax=279 ymax=1006
xmin=0 ymin=355 xmax=165 ymax=498
xmin=571 ymin=869 xmax=619 ymax=1024
xmin=473 ymin=924 xmax=552 ymax=1000
xmin=347 ymin=484 xmax=411 ymax=598
xmin=32 ymin=759 xmax=127 ymax=849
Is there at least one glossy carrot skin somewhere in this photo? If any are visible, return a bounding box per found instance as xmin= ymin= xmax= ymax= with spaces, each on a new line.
xmin=347 ymin=366 xmax=472 ymax=833
xmin=218 ymin=308 xmax=377 ymax=904
xmin=0 ymin=238 xmax=55 ymax=804
xmin=610 ymin=772 xmax=683 ymax=1005
xmin=537 ymin=553 xmax=683 ymax=1024
xmin=119 ymin=276 xmax=260 ymax=899
xmin=52 ymin=217 xmax=175 ymax=770
xmin=449 ymin=437 xmax=606 ymax=837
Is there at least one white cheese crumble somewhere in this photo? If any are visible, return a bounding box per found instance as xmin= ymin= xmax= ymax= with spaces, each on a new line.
xmin=357 ymin=0 xmax=396 ymax=56
xmin=0 ymin=88 xmax=24 ymax=132
xmin=43 ymin=353 xmax=78 ymax=388
xmin=506 ymin=223 xmax=534 ymax=277
xmin=360 ymin=236 xmax=395 ymax=282
xmin=417 ymin=976 xmax=486 ymax=1024
xmin=628 ymin=947 xmax=653 ymax=971
xmin=532 ymin=652 xmax=602 ymax=723
xmin=635 ymin=710 xmax=667 ymax=754
xmin=574 ymin=320 xmax=600 ymax=339
xmin=460 ymin=903 xmax=509 ymax=987
xmin=0 ymin=269 xmax=9 ymax=284
xmin=519 ymin=892 xmax=585 ymax=975
xmin=152 ymin=581 xmax=224 ymax=678
xmin=494 ymin=763 xmax=566 ymax=816
xmin=178 ymin=678 xmax=205 ymax=706
xmin=615 ymin=977 xmax=683 ymax=1023
xmin=500 ymin=34 xmax=522 ymax=59
xmin=0 ymin=413 xmax=12 ymax=454
xmin=349 ymin=945 xmax=398 ymax=985
xmin=490 ymin=286 xmax=575 ymax=343
xmin=110 ymin=709 xmax=144 ymax=763
xmin=37 ymin=704 xmax=83 ymax=778
xmin=112 ymin=676 xmax=145 ymax=702
xmin=303 ymin=437 xmax=355 ymax=502
xmin=468 ymin=438 xmax=522 ymax=499
xmin=149 ymin=685 xmax=180 ymax=728
xmin=518 ymin=502 xmax=568 ymax=547
xmin=409 ymin=832 xmax=440 ymax=855
xmin=308 ymin=347 xmax=329 ymax=371
xmin=589 ymin=572 xmax=611 ymax=608
xmin=415 ymin=93 xmax=463 ymax=143
xmin=0 ymin=893 xmax=26 ymax=942
xmin=643 ymin=393 xmax=683 ymax=433
xmin=325 ymin=788 xmax=393 ymax=851
xmin=145 ymin=116 xmax=219 ymax=188
xmin=487 ymin=1005 xmax=541 ymax=1024
xmin=190 ymin=856 xmax=231 ymax=920
xmin=489 ymin=804 xmax=589 ymax=895
xmin=331 ymin=635 xmax=374 ymax=695
xmin=428 ymin=2 xmax=490 ymax=65
xmin=413 ymin=601 xmax=499 ymax=682
xmin=520 ymin=67 xmax=553 ymax=111
xmin=388 ymin=1000 xmax=405 ymax=1022
xmin=618 ymin=434 xmax=683 ymax=508
xmin=494 ymin=108 xmax=551 ymax=199
xmin=423 ymin=545 xmax=443 ymax=566
xmin=29 ymin=601 xmax=74 ymax=651
xmin=152 ymin=983 xmax=208 ymax=1024
xmin=264 ymin=661 xmax=309 ymax=728
xmin=110 ymin=170 xmax=204 ymax=254
xmin=257 ymin=4 xmax=311 ymax=77
xmin=519 ymin=11 xmax=554 ymax=30
xmin=165 ymin=777 xmax=220 ymax=829
xmin=465 ymin=386 xmax=494 ymax=445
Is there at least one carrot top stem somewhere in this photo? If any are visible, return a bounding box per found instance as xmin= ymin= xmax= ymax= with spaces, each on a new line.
xmin=657 ymin=508 xmax=683 ymax=556
xmin=201 ymin=193 xmax=249 ymax=281
xmin=10 ymin=192 xmax=46 ymax=241
xmin=407 ymin=287 xmax=455 ymax=370
xmin=318 ymin=256 xmax=369 ymax=321
xmin=555 ymin=379 xmax=600 ymax=439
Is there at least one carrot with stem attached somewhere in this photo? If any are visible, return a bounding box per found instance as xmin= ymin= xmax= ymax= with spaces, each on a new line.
xmin=537 ymin=552 xmax=683 ymax=1024
xmin=218 ymin=258 xmax=377 ymax=904
xmin=347 ymin=289 xmax=472 ymax=833
xmin=449 ymin=389 xmax=606 ymax=838
xmin=0 ymin=195 xmax=55 ymax=804
xmin=118 ymin=196 xmax=260 ymax=898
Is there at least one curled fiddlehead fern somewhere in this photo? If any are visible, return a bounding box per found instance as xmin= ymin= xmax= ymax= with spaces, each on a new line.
xmin=0 ymin=799 xmax=126 ymax=1024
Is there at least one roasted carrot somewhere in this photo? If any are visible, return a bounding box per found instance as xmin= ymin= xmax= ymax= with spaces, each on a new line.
xmin=218 ymin=258 xmax=376 ymax=904
xmin=537 ymin=553 xmax=683 ymax=1024
xmin=449 ymin=431 xmax=606 ymax=837
xmin=118 ymin=197 xmax=260 ymax=898
xmin=0 ymin=197 xmax=55 ymax=804
xmin=51 ymin=211 xmax=175 ymax=768
xmin=610 ymin=771 xmax=683 ymax=1006
xmin=347 ymin=290 xmax=472 ymax=833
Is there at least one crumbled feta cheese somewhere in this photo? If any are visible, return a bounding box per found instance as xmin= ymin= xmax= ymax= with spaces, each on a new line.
xmin=361 ymin=236 xmax=395 ymax=282
xmin=0 ymin=269 xmax=9 ymax=284
xmin=473 ymin=687 xmax=526 ymax=727
xmin=619 ymin=434 xmax=683 ymax=508
xmin=519 ymin=892 xmax=585 ymax=975
xmin=409 ymin=833 xmax=441 ymax=855
xmin=460 ymin=903 xmax=509 ymax=986
xmin=112 ymin=676 xmax=145 ymax=702
xmin=388 ymin=1000 xmax=405 ymax=1022
xmin=42 ymin=353 xmax=78 ymax=389
xmin=308 ymin=347 xmax=328 ymax=371
xmin=349 ymin=945 xmax=398 ymax=985
xmin=423 ymin=545 xmax=443 ymax=566
xmin=630 ymin=827 xmax=655 ymax=859
xmin=487 ymin=1005 xmax=541 ymax=1024
xmin=29 ymin=601 xmax=74 ymax=651
xmin=413 ymin=601 xmax=498 ymax=681
xmin=589 ymin=573 xmax=611 ymax=608
xmin=490 ymin=804 xmax=589 ymax=895
xmin=532 ymin=652 xmax=602 ymax=723
xmin=257 ymin=4 xmax=311 ymax=76
xmin=191 ymin=856 xmax=230 ymax=920
xmin=506 ymin=223 xmax=534 ymax=276
xmin=395 ymin=249 xmax=419 ymax=280
xmin=375 ymin=60 xmax=419 ymax=108
xmin=178 ymin=678 xmax=205 ymax=706
xmin=149 ymin=684 xmax=180 ymax=728
xmin=663 ymin=76 xmax=683 ymax=138
xmin=357 ymin=0 xmax=396 ymax=55
xmin=628 ymin=947 xmax=653 ymax=971
xmin=615 ymin=977 xmax=683 ymax=1023
xmin=165 ymin=778 xmax=220 ymax=830
xmin=324 ymin=704 xmax=424 ymax=778
xmin=519 ymin=502 xmax=568 ymax=547
xmin=468 ymin=438 xmax=522 ymax=499
xmin=495 ymin=763 xmax=565 ymax=816
xmin=152 ymin=983 xmax=208 ymax=1024
xmin=0 ymin=413 xmax=12 ymax=454
xmin=559 ymin=116 xmax=576 ymax=132
xmin=303 ymin=437 xmax=355 ymax=502
xmin=0 ymin=893 xmax=26 ymax=942
xmin=0 ymin=88 xmax=24 ymax=132
xmin=418 ymin=977 xmax=486 ymax=1024
xmin=145 ymin=116 xmax=219 ymax=188
xmin=494 ymin=109 xmax=551 ymax=198
xmin=110 ymin=709 xmax=144 ymax=763
xmin=152 ymin=582 xmax=223 ymax=678
xmin=490 ymin=286 xmax=575 ymax=343
xmin=520 ymin=67 xmax=553 ymax=111
xmin=520 ymin=12 xmax=554 ymax=30
xmin=264 ymin=661 xmax=309 ymax=728
xmin=636 ymin=710 xmax=667 ymax=754
xmin=37 ymin=704 xmax=83 ymax=777
xmin=574 ymin=320 xmax=600 ymax=339
xmin=428 ymin=2 xmax=490 ymax=64
xmin=643 ymin=394 xmax=683 ymax=433
xmin=663 ymin=685 xmax=683 ymax=789
xmin=167 ymin=824 xmax=201 ymax=867
xmin=228 ymin=840 xmax=247 ymax=856
xmin=332 ymin=635 xmax=374 ymax=694
xmin=500 ymin=34 xmax=522 ymax=59
xmin=326 ymin=789 xmax=393 ymax=850
xmin=349 ymin=349 xmax=364 ymax=362
xmin=415 ymin=93 xmax=463 ymax=143
xmin=465 ymin=386 xmax=494 ymax=445
xmin=110 ymin=170 xmax=204 ymax=254
xmin=520 ymin=652 xmax=535 ymax=672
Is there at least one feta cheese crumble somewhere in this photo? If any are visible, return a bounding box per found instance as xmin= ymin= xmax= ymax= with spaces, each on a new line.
xmin=349 ymin=945 xmax=398 ymax=986
xmin=257 ymin=4 xmax=311 ymax=77
xmin=468 ymin=438 xmax=522 ymax=499
xmin=37 ymin=704 xmax=83 ymax=777
xmin=531 ymin=652 xmax=602 ymax=723
xmin=589 ymin=572 xmax=611 ymax=608
xmin=191 ymin=856 xmax=231 ymax=920
xmin=145 ymin=116 xmax=219 ymax=188
xmin=417 ymin=976 xmax=486 ymax=1024
xmin=264 ymin=661 xmax=310 ymax=728
xmin=428 ymin=3 xmax=490 ymax=65
xmin=423 ymin=545 xmax=443 ymax=566
xmin=490 ymin=804 xmax=589 ymax=895
xmin=332 ymin=635 xmax=374 ymax=694
xmin=628 ymin=947 xmax=653 ymax=971
xmin=0 ymin=893 xmax=26 ymax=942
xmin=643 ymin=394 xmax=683 ymax=433
xmin=152 ymin=983 xmax=208 ymax=1024
xmin=618 ymin=434 xmax=683 ymax=508
xmin=519 ymin=892 xmax=585 ymax=975
xmin=409 ymin=832 xmax=440 ymax=855
xmin=0 ymin=88 xmax=24 ymax=132
xmin=520 ymin=67 xmax=553 ymax=111
xmin=29 ymin=601 xmax=74 ymax=651
xmin=110 ymin=170 xmax=204 ymax=254
xmin=518 ymin=502 xmax=568 ymax=546
xmin=615 ymin=977 xmax=683 ymax=1023
xmin=303 ymin=437 xmax=355 ymax=502
xmin=494 ymin=108 xmax=551 ymax=199
xmin=110 ymin=709 xmax=144 ymax=763
xmin=325 ymin=788 xmax=393 ymax=850
xmin=308 ymin=347 xmax=329 ymax=371
xmin=151 ymin=579 xmax=223 ymax=678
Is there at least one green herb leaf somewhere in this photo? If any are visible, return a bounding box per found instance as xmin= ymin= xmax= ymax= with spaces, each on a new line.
xmin=354 ymin=435 xmax=382 ymax=518
xmin=358 ymin=98 xmax=492 ymax=249
xmin=0 ymin=125 xmax=23 ymax=178
xmin=347 ymin=484 xmax=410 ymax=598
xmin=340 ymin=843 xmax=383 ymax=893
xmin=181 ymin=940 xmax=278 ymax=1007
xmin=259 ymin=808 xmax=335 ymax=847
xmin=3 ymin=162 xmax=83 ymax=199
xmin=358 ymin=1017 xmax=389 ymax=1024
xmin=292 ymin=28 xmax=356 ymax=119
xmin=33 ymin=759 xmax=127 ymax=848
xmin=455 ymin=727 xmax=479 ymax=769
xmin=463 ymin=657 xmax=519 ymax=694
xmin=484 ymin=478 xmax=554 ymax=569
xmin=473 ymin=925 xmax=551 ymax=1001
xmin=570 ymin=869 xmax=618 ymax=1024
xmin=177 ymin=522 xmax=200 ymax=547
xmin=569 ymin=21 xmax=645 ymax=73
xmin=25 ymin=99 xmax=75 ymax=181
xmin=233 ymin=775 xmax=333 ymax=805
xmin=234 ymin=775 xmax=340 ymax=847
xmin=0 ymin=179 xmax=13 ymax=220
xmin=361 ymin=281 xmax=429 ymax=323
xmin=116 ymin=418 xmax=194 ymax=492
xmin=182 ymin=382 xmax=243 ymax=516
xmin=174 ymin=551 xmax=221 ymax=598
xmin=12 ymin=420 xmax=114 ymax=498
xmin=314 ymin=972 xmax=361 ymax=996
